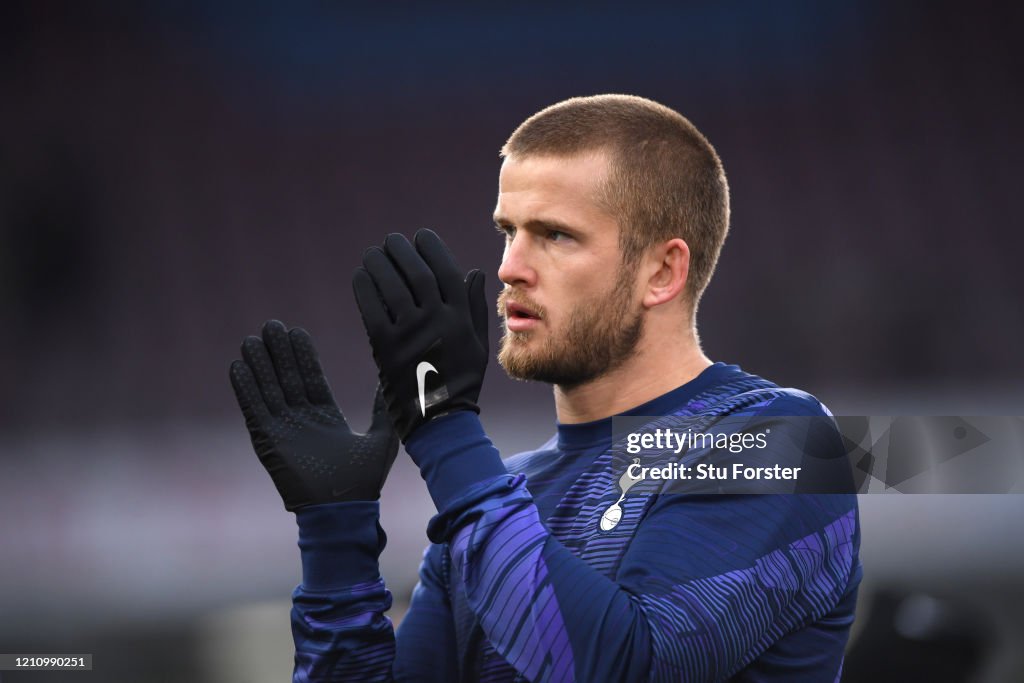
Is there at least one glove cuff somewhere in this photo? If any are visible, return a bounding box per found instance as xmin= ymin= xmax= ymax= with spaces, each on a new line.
xmin=296 ymin=502 xmax=385 ymax=590
xmin=404 ymin=411 xmax=508 ymax=513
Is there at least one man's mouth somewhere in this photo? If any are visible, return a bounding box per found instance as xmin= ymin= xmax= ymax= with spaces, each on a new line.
xmin=504 ymin=301 xmax=542 ymax=332
xmin=505 ymin=302 xmax=540 ymax=320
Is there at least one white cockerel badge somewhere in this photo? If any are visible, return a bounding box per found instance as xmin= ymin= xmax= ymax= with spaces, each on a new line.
xmin=600 ymin=458 xmax=643 ymax=531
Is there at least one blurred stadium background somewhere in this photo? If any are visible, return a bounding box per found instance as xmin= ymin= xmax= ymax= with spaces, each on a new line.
xmin=1 ymin=2 xmax=1022 ymax=681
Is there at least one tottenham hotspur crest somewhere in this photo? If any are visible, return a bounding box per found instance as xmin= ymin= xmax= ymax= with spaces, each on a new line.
xmin=600 ymin=458 xmax=643 ymax=531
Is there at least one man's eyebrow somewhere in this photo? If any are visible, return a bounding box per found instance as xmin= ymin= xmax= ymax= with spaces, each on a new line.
xmin=492 ymin=216 xmax=583 ymax=234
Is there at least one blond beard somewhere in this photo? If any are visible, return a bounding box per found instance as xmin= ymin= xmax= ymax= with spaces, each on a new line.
xmin=497 ymin=267 xmax=643 ymax=388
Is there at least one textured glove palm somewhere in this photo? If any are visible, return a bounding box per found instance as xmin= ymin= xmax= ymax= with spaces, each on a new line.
xmin=229 ymin=320 xmax=399 ymax=509
xmin=352 ymin=229 xmax=489 ymax=441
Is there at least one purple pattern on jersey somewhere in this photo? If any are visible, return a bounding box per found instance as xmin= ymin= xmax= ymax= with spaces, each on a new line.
xmin=449 ymin=495 xmax=575 ymax=682
xmin=639 ymin=509 xmax=857 ymax=680
xmin=292 ymin=578 xmax=394 ymax=682
xmin=438 ymin=370 xmax=858 ymax=681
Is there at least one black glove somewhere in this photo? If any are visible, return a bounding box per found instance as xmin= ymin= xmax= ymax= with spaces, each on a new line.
xmin=352 ymin=229 xmax=489 ymax=441
xmin=229 ymin=320 xmax=399 ymax=509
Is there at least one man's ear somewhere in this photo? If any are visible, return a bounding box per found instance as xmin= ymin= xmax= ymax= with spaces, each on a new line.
xmin=642 ymin=238 xmax=690 ymax=309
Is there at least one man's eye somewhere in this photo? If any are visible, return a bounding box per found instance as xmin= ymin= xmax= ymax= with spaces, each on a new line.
xmin=495 ymin=224 xmax=515 ymax=239
xmin=547 ymin=230 xmax=570 ymax=242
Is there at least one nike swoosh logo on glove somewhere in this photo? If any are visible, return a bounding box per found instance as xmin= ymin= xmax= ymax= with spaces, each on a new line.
xmin=416 ymin=361 xmax=438 ymax=417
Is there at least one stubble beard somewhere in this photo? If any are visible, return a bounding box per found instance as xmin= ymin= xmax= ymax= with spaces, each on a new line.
xmin=497 ymin=267 xmax=644 ymax=389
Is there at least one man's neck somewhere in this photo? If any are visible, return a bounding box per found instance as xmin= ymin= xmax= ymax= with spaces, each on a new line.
xmin=553 ymin=329 xmax=712 ymax=424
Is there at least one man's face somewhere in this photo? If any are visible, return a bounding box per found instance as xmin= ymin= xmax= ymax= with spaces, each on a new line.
xmin=493 ymin=151 xmax=644 ymax=388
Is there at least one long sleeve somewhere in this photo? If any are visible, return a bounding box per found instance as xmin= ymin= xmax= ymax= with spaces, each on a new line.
xmin=290 ymin=502 xmax=395 ymax=682
xmin=392 ymin=544 xmax=460 ymax=681
xmin=405 ymin=411 xmax=861 ymax=683
xmin=290 ymin=502 xmax=463 ymax=682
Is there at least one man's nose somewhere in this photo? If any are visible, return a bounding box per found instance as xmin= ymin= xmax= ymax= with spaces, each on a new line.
xmin=497 ymin=233 xmax=537 ymax=288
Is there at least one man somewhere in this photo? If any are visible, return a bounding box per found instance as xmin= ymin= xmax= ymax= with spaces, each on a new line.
xmin=230 ymin=94 xmax=861 ymax=682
